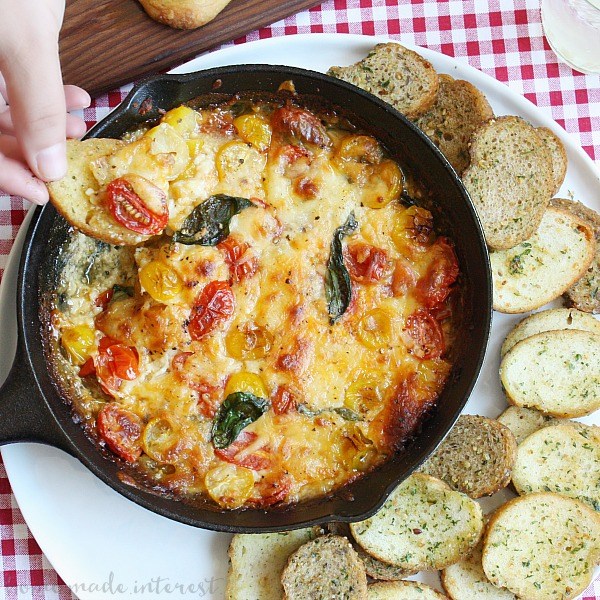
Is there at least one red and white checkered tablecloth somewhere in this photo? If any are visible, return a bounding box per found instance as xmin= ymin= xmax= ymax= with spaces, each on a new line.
xmin=1 ymin=0 xmax=599 ymax=598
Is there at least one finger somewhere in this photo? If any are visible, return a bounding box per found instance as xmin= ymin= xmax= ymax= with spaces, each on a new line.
xmin=64 ymin=85 xmax=91 ymax=110
xmin=0 ymin=152 xmax=49 ymax=205
xmin=0 ymin=73 xmax=7 ymax=110
xmin=2 ymin=31 xmax=67 ymax=182
xmin=0 ymin=111 xmax=86 ymax=138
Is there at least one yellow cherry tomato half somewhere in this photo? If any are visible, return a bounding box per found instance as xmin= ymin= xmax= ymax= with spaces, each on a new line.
xmin=215 ymin=141 xmax=256 ymax=181
xmin=205 ymin=463 xmax=254 ymax=509
xmin=139 ymin=260 xmax=183 ymax=303
xmin=361 ymin=159 xmax=403 ymax=209
xmin=355 ymin=308 xmax=394 ymax=350
xmin=225 ymin=325 xmax=273 ymax=360
xmin=391 ymin=205 xmax=434 ymax=254
xmin=344 ymin=375 xmax=386 ymax=415
xmin=61 ymin=324 xmax=96 ymax=365
xmin=224 ymin=372 xmax=268 ymax=399
xmin=142 ymin=416 xmax=180 ymax=463
xmin=161 ymin=106 xmax=198 ymax=138
xmin=234 ymin=114 xmax=272 ymax=152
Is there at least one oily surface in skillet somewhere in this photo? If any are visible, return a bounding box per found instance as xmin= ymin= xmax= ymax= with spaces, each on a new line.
xmin=45 ymin=95 xmax=460 ymax=510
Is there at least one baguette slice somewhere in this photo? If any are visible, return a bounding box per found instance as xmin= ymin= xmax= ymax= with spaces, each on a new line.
xmin=47 ymin=138 xmax=156 ymax=246
xmin=496 ymin=406 xmax=557 ymax=444
xmin=327 ymin=43 xmax=439 ymax=120
xmin=420 ymin=415 xmax=517 ymax=498
xmin=491 ymin=206 xmax=594 ymax=313
xmin=441 ymin=529 xmax=517 ymax=599
xmin=368 ymin=581 xmax=449 ymax=599
xmin=462 ymin=116 xmax=554 ymax=250
xmin=552 ymin=197 xmax=600 ymax=313
xmin=414 ymin=74 xmax=493 ymax=174
xmin=350 ymin=473 xmax=483 ymax=571
xmin=500 ymin=307 xmax=600 ymax=357
xmin=281 ymin=535 xmax=368 ymax=600
xmin=482 ymin=493 xmax=600 ymax=600
xmin=327 ymin=522 xmax=413 ymax=581
xmin=138 ymin=0 xmax=232 ymax=29
xmin=500 ymin=329 xmax=600 ymax=417
xmin=512 ymin=424 xmax=600 ymax=511
xmin=536 ymin=127 xmax=567 ymax=195
xmin=226 ymin=528 xmax=319 ymax=600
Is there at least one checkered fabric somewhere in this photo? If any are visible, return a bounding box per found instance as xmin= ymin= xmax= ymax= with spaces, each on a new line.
xmin=0 ymin=0 xmax=599 ymax=598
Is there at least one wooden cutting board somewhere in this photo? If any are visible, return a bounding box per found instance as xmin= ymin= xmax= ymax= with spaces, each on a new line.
xmin=59 ymin=0 xmax=322 ymax=97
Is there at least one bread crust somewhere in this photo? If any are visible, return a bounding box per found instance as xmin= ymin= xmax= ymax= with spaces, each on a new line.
xmin=138 ymin=0 xmax=232 ymax=29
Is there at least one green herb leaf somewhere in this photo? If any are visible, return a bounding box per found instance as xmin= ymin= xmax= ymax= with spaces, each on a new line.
xmin=211 ymin=392 xmax=269 ymax=449
xmin=173 ymin=194 xmax=254 ymax=246
xmin=297 ymin=404 xmax=362 ymax=422
xmin=111 ymin=284 xmax=134 ymax=301
xmin=325 ymin=212 xmax=358 ymax=324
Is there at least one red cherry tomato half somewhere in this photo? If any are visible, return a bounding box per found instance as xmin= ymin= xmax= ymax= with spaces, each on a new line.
xmin=404 ymin=310 xmax=445 ymax=360
xmin=416 ymin=237 xmax=459 ymax=309
xmin=271 ymin=107 xmax=331 ymax=147
xmin=214 ymin=431 xmax=271 ymax=471
xmin=79 ymin=357 xmax=96 ymax=377
xmin=94 ymin=337 xmax=140 ymax=396
xmin=271 ymin=385 xmax=296 ymax=415
xmin=344 ymin=243 xmax=390 ymax=283
xmin=96 ymin=403 xmax=143 ymax=463
xmin=254 ymin=474 xmax=292 ymax=507
xmin=188 ymin=281 xmax=235 ymax=341
xmin=106 ymin=177 xmax=168 ymax=235
xmin=95 ymin=288 xmax=114 ymax=310
xmin=218 ymin=238 xmax=259 ymax=284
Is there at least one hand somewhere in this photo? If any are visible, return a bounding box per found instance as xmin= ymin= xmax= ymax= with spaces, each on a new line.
xmin=0 ymin=0 xmax=91 ymax=205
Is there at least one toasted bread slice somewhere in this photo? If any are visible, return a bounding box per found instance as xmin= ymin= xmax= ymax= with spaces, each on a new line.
xmin=414 ymin=74 xmax=493 ymax=174
xmin=500 ymin=307 xmax=600 ymax=357
xmin=47 ymin=139 xmax=156 ymax=246
xmin=552 ymin=198 xmax=600 ymax=313
xmin=350 ymin=473 xmax=483 ymax=571
xmin=327 ymin=43 xmax=439 ymax=120
xmin=226 ymin=528 xmax=320 ymax=600
xmin=368 ymin=581 xmax=449 ymax=599
xmin=482 ymin=493 xmax=600 ymax=600
xmin=281 ymin=535 xmax=368 ymax=600
xmin=441 ymin=521 xmax=518 ymax=600
xmin=461 ymin=116 xmax=554 ymax=250
xmin=138 ymin=0 xmax=232 ymax=29
xmin=512 ymin=424 xmax=600 ymax=511
xmin=496 ymin=406 xmax=558 ymax=444
xmin=420 ymin=415 xmax=516 ymax=498
xmin=500 ymin=329 xmax=600 ymax=417
xmin=327 ymin=522 xmax=413 ymax=581
xmin=536 ymin=127 xmax=567 ymax=195
xmin=491 ymin=206 xmax=594 ymax=313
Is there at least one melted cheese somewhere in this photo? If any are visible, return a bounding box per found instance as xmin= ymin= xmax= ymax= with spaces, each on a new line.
xmin=51 ymin=101 xmax=458 ymax=508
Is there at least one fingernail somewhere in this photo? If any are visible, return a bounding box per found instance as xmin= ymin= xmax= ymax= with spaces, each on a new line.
xmin=25 ymin=178 xmax=49 ymax=205
xmin=35 ymin=142 xmax=67 ymax=181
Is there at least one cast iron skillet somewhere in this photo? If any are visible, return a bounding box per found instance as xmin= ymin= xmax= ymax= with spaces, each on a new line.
xmin=0 ymin=65 xmax=492 ymax=532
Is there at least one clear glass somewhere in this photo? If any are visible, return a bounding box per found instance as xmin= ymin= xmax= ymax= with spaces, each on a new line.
xmin=541 ymin=0 xmax=600 ymax=74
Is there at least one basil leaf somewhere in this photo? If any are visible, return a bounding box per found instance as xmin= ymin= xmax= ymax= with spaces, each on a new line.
xmin=325 ymin=212 xmax=358 ymax=324
xmin=211 ymin=392 xmax=269 ymax=449
xmin=297 ymin=404 xmax=362 ymax=422
xmin=112 ymin=284 xmax=134 ymax=301
xmin=173 ymin=194 xmax=253 ymax=246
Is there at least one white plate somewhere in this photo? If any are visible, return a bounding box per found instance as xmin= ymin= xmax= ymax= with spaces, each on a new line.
xmin=1 ymin=34 xmax=599 ymax=600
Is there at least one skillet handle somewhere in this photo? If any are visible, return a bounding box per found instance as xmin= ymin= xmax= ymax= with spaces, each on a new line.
xmin=0 ymin=342 xmax=75 ymax=456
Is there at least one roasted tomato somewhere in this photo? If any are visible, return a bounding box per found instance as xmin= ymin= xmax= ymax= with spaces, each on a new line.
xmin=344 ymin=243 xmax=390 ymax=283
xmin=271 ymin=385 xmax=296 ymax=414
xmin=218 ymin=237 xmax=258 ymax=284
xmin=214 ymin=431 xmax=271 ymax=471
xmin=94 ymin=336 xmax=140 ymax=396
xmin=253 ymin=474 xmax=292 ymax=507
xmin=271 ymin=106 xmax=331 ymax=147
xmin=416 ymin=237 xmax=459 ymax=309
xmin=96 ymin=403 xmax=143 ymax=463
xmin=205 ymin=463 xmax=254 ymax=509
xmin=404 ymin=309 xmax=445 ymax=359
xmin=188 ymin=281 xmax=235 ymax=341
xmin=106 ymin=175 xmax=168 ymax=235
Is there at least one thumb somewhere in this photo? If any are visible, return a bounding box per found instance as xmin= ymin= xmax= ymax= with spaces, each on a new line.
xmin=2 ymin=31 xmax=67 ymax=182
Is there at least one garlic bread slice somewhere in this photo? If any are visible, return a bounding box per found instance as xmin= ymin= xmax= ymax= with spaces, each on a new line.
xmin=368 ymin=581 xmax=449 ymax=599
xmin=226 ymin=527 xmax=320 ymax=600
xmin=512 ymin=423 xmax=600 ymax=511
xmin=350 ymin=473 xmax=483 ymax=571
xmin=500 ymin=307 xmax=600 ymax=357
xmin=482 ymin=493 xmax=600 ymax=600
xmin=491 ymin=206 xmax=594 ymax=313
xmin=500 ymin=329 xmax=600 ymax=417
xmin=496 ymin=406 xmax=557 ymax=444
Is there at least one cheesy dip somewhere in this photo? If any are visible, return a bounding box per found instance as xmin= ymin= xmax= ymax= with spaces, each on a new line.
xmin=47 ymin=95 xmax=459 ymax=510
